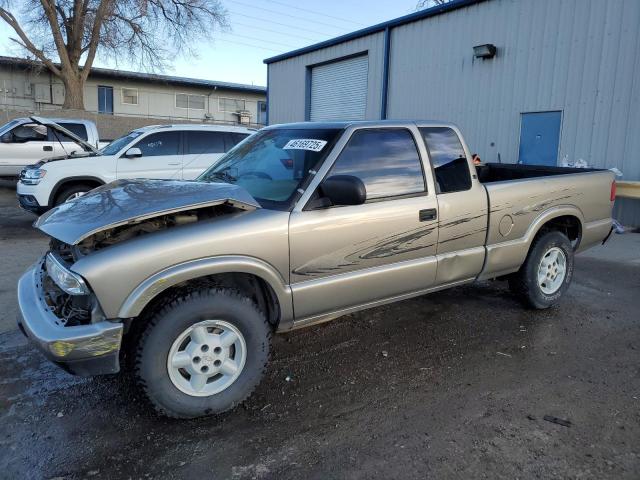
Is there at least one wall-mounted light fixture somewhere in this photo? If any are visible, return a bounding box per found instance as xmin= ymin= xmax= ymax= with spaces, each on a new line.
xmin=473 ymin=44 xmax=497 ymax=59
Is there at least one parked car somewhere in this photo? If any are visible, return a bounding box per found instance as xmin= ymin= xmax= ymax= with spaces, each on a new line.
xmin=17 ymin=120 xmax=615 ymax=418
xmin=16 ymin=120 xmax=254 ymax=213
xmin=0 ymin=116 xmax=103 ymax=178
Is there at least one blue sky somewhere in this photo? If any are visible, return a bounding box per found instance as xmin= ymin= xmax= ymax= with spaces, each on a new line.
xmin=0 ymin=0 xmax=421 ymax=87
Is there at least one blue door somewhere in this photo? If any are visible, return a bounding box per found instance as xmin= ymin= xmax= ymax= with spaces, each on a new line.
xmin=518 ymin=111 xmax=562 ymax=166
xmin=98 ymin=86 xmax=113 ymax=114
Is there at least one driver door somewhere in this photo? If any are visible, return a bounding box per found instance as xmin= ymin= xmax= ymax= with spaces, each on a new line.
xmin=288 ymin=127 xmax=439 ymax=322
xmin=0 ymin=123 xmax=53 ymax=172
xmin=116 ymin=131 xmax=183 ymax=179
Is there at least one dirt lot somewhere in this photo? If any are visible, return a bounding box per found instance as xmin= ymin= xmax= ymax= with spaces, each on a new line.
xmin=1 ymin=179 xmax=639 ymax=479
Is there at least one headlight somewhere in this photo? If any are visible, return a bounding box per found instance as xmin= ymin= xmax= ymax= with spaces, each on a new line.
xmin=45 ymin=253 xmax=89 ymax=295
xmin=21 ymin=168 xmax=47 ymax=185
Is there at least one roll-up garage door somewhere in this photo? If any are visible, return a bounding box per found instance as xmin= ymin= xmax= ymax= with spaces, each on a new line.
xmin=310 ymin=55 xmax=368 ymax=121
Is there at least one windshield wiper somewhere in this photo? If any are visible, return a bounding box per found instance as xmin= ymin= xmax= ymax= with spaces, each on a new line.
xmin=208 ymin=171 xmax=237 ymax=183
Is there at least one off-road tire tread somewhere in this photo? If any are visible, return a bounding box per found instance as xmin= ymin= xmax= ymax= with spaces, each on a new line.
xmin=133 ymin=287 xmax=272 ymax=419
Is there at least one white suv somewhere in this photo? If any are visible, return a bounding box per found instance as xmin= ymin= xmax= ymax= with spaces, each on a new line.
xmin=17 ymin=122 xmax=254 ymax=213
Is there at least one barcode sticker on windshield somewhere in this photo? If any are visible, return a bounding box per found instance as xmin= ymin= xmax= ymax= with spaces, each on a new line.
xmin=283 ymin=139 xmax=327 ymax=152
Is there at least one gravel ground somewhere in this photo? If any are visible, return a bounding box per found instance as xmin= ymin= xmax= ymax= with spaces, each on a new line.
xmin=0 ymin=179 xmax=639 ymax=479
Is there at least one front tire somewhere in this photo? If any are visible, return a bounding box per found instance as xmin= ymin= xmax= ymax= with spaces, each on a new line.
xmin=134 ymin=288 xmax=271 ymax=419
xmin=54 ymin=183 xmax=93 ymax=205
xmin=509 ymin=230 xmax=574 ymax=309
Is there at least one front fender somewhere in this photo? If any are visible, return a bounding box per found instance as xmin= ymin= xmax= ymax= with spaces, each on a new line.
xmin=117 ymin=255 xmax=294 ymax=329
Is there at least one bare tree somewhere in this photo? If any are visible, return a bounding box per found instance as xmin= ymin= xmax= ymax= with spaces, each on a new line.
xmin=416 ymin=0 xmax=453 ymax=10
xmin=0 ymin=0 xmax=228 ymax=110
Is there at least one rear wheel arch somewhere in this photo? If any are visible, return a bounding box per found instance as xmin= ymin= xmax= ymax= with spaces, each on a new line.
xmin=531 ymin=214 xmax=582 ymax=250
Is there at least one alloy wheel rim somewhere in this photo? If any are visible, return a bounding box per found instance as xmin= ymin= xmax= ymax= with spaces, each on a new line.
xmin=65 ymin=191 xmax=87 ymax=202
xmin=537 ymin=247 xmax=567 ymax=295
xmin=167 ymin=319 xmax=247 ymax=397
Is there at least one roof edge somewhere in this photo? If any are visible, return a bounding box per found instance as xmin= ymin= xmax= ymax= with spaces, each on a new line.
xmin=0 ymin=55 xmax=266 ymax=93
xmin=263 ymin=0 xmax=485 ymax=65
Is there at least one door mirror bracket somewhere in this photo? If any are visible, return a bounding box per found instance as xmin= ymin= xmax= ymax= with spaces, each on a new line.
xmin=314 ymin=175 xmax=366 ymax=209
xmin=124 ymin=147 xmax=142 ymax=158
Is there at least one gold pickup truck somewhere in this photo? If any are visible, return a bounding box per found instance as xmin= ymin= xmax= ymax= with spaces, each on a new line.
xmin=17 ymin=121 xmax=615 ymax=418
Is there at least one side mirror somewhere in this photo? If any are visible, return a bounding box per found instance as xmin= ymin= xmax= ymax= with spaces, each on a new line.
xmin=124 ymin=147 xmax=142 ymax=158
xmin=0 ymin=132 xmax=12 ymax=143
xmin=319 ymin=175 xmax=366 ymax=207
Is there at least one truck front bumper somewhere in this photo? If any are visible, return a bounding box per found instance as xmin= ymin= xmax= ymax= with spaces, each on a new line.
xmin=17 ymin=261 xmax=123 ymax=376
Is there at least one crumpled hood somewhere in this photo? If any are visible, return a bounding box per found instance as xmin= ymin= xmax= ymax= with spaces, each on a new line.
xmin=34 ymin=179 xmax=260 ymax=245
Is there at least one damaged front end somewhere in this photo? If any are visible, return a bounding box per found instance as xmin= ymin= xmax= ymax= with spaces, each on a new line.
xmin=19 ymin=179 xmax=261 ymax=376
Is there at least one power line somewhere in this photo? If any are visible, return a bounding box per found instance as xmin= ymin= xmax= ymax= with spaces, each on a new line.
xmin=214 ymin=38 xmax=282 ymax=53
xmin=226 ymin=0 xmax=349 ymax=32
xmin=229 ymin=11 xmax=338 ymax=38
xmin=232 ymin=21 xmax=322 ymax=44
xmin=266 ymin=0 xmax=367 ymax=27
xmin=222 ymin=32 xmax=298 ymax=49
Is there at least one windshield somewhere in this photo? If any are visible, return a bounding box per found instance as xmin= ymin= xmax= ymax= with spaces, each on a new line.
xmin=100 ymin=130 xmax=145 ymax=156
xmin=198 ymin=128 xmax=342 ymax=208
xmin=0 ymin=119 xmax=22 ymax=136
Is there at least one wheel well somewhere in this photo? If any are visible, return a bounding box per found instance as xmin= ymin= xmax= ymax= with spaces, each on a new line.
xmin=138 ymin=273 xmax=281 ymax=329
xmin=51 ymin=178 xmax=104 ymax=204
xmin=536 ymin=215 xmax=582 ymax=248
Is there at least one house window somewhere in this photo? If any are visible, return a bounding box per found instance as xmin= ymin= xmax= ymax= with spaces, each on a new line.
xmin=176 ymin=93 xmax=206 ymax=110
xmin=98 ymin=86 xmax=113 ymax=114
xmin=121 ymin=88 xmax=138 ymax=105
xmin=220 ymin=97 xmax=246 ymax=112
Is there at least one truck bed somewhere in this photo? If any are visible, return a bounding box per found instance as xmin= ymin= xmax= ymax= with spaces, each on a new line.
xmin=476 ymin=162 xmax=601 ymax=183
xmin=476 ymin=163 xmax=614 ymax=280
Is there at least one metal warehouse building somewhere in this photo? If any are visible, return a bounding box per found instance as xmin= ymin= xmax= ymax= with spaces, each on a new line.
xmin=264 ymin=0 xmax=640 ymax=225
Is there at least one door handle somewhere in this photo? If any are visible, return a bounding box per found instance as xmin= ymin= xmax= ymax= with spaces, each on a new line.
xmin=168 ymin=162 xmax=181 ymax=166
xmin=419 ymin=208 xmax=437 ymax=222
xmin=43 ymin=146 xmax=53 ymax=152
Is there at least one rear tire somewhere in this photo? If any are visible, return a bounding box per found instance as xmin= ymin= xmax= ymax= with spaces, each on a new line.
xmin=54 ymin=183 xmax=94 ymax=205
xmin=134 ymin=288 xmax=271 ymax=419
xmin=508 ymin=230 xmax=574 ymax=309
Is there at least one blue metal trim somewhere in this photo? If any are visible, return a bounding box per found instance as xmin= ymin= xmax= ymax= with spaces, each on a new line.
xmin=263 ymin=0 xmax=485 ymax=64
xmin=266 ymin=66 xmax=270 ymax=125
xmin=380 ymin=27 xmax=391 ymax=119
xmin=304 ymin=67 xmax=312 ymax=121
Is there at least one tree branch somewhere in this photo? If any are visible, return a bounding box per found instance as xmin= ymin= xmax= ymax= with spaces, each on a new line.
xmin=38 ymin=0 xmax=73 ymax=69
xmin=80 ymin=0 xmax=111 ymax=81
xmin=0 ymin=7 xmax=62 ymax=77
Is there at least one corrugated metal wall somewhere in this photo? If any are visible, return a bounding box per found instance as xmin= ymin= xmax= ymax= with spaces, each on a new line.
xmin=267 ymin=32 xmax=385 ymax=124
xmin=385 ymin=0 xmax=640 ymax=224
xmin=267 ymin=0 xmax=640 ymax=224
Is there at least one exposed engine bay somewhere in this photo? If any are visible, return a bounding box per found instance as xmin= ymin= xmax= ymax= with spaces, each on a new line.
xmin=51 ymin=204 xmax=241 ymax=260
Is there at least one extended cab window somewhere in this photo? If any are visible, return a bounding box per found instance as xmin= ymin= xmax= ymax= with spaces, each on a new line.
xmin=47 ymin=124 xmax=88 ymax=143
xmin=328 ymin=128 xmax=425 ymax=200
xmin=186 ymin=131 xmax=225 ymax=154
xmin=134 ymin=131 xmax=180 ymax=157
xmin=58 ymin=123 xmax=88 ymax=141
xmin=420 ymin=127 xmax=471 ymax=194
